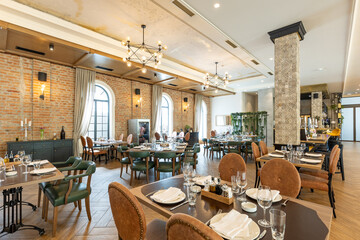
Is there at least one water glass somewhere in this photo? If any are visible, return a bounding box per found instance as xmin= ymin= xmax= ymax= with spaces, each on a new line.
xmin=287 ymin=144 xmax=293 ymax=152
xmin=182 ymin=162 xmax=190 ymax=186
xmin=270 ymin=209 xmax=286 ymax=240
xmin=231 ymin=175 xmax=239 ymax=194
xmin=280 ymin=146 xmax=286 ymax=152
xmin=204 ymin=179 xmax=210 ymax=191
xmin=18 ymin=150 xmax=25 ymax=166
xmin=236 ymin=171 xmax=247 ymax=201
xmin=33 ymin=160 xmax=41 ymax=171
xmin=188 ymin=185 xmax=198 ymax=206
xmin=23 ymin=154 xmax=32 ymax=174
xmin=257 ymin=185 xmax=273 ymax=227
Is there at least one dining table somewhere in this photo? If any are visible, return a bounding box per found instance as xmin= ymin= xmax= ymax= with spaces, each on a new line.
xmin=0 ymin=161 xmax=64 ymax=235
xmin=93 ymin=140 xmax=128 ymax=162
xmin=130 ymin=175 xmax=332 ymax=240
xmin=257 ymin=151 xmax=325 ymax=170
xmin=300 ymin=134 xmax=330 ymax=145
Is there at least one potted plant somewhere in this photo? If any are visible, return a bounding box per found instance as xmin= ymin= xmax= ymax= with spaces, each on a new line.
xmin=184 ymin=125 xmax=191 ymax=132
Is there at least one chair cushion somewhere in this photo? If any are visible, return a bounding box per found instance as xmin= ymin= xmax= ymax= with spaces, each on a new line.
xmin=224 ymin=149 xmax=240 ymax=154
xmin=300 ymin=173 xmax=328 ymax=191
xmin=131 ymin=161 xmax=155 ymax=171
xmin=210 ymin=147 xmax=221 ymax=151
xmin=157 ymin=162 xmax=181 ymax=172
xmin=299 ymin=168 xmax=328 ymax=179
xmin=44 ymin=182 xmax=90 ymax=207
xmin=120 ymin=157 xmax=130 ymax=164
xmin=146 ymin=219 xmax=167 ymax=240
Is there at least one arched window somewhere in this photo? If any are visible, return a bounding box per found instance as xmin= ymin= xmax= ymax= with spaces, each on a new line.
xmin=160 ymin=94 xmax=173 ymax=136
xmin=88 ymin=83 xmax=114 ymax=140
xmin=199 ymin=100 xmax=207 ymax=139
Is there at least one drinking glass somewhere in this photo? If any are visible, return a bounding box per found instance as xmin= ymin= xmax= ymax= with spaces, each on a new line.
xmin=0 ymin=159 xmax=6 ymax=182
xmin=280 ymin=146 xmax=286 ymax=152
xmin=287 ymin=144 xmax=293 ymax=152
xmin=231 ymin=175 xmax=239 ymax=194
xmin=33 ymin=160 xmax=41 ymax=171
xmin=270 ymin=209 xmax=286 ymax=240
xmin=236 ymin=171 xmax=247 ymax=201
xmin=257 ymin=185 xmax=273 ymax=227
xmin=18 ymin=150 xmax=25 ymax=166
xmin=188 ymin=185 xmax=198 ymax=206
xmin=190 ymin=168 xmax=196 ymax=182
xmin=182 ymin=162 xmax=190 ymax=186
xmin=23 ymin=154 xmax=32 ymax=174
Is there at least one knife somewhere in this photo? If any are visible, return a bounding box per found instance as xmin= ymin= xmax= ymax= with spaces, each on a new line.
xmin=256 ymin=230 xmax=267 ymax=240
xmin=170 ymin=200 xmax=189 ymax=211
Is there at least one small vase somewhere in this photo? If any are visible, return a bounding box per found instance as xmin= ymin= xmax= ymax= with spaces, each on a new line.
xmin=40 ymin=129 xmax=44 ymax=140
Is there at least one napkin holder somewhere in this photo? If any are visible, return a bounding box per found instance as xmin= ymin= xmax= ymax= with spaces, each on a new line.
xmin=201 ymin=190 xmax=234 ymax=205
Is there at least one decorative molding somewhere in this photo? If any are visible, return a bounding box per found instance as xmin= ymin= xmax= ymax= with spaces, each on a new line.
xmin=268 ymin=21 xmax=306 ymax=43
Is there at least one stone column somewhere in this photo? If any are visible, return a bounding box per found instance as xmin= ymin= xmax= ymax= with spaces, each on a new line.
xmin=268 ymin=22 xmax=306 ymax=145
xmin=311 ymin=92 xmax=323 ymax=128
xmin=258 ymin=88 xmax=274 ymax=146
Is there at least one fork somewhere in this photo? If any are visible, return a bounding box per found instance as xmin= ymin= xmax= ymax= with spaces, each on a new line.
xmin=282 ymin=198 xmax=290 ymax=207
xmin=205 ymin=209 xmax=223 ymax=225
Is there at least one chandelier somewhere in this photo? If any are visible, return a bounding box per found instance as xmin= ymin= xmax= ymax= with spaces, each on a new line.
xmin=122 ymin=24 xmax=167 ymax=73
xmin=203 ymin=62 xmax=231 ymax=88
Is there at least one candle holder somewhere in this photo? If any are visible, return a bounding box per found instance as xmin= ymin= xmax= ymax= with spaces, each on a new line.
xmin=20 ymin=119 xmax=32 ymax=141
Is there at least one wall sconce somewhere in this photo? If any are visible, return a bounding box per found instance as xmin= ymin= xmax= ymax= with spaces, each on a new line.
xmin=40 ymin=84 xmax=45 ymax=100
xmin=135 ymin=89 xmax=141 ymax=107
xmin=183 ymin=97 xmax=189 ymax=112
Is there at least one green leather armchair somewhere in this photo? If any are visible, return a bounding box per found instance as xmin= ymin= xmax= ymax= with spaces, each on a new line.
xmin=154 ymin=152 xmax=180 ymax=181
xmin=129 ymin=151 xmax=154 ymax=185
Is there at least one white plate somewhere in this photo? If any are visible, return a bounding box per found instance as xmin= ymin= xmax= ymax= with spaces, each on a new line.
xmin=6 ymin=171 xmax=17 ymax=177
xmin=300 ymin=158 xmax=322 ymax=164
xmin=151 ymin=189 xmax=186 ymax=205
xmin=210 ymin=213 xmax=260 ymax=240
xmin=268 ymin=153 xmax=284 ymax=158
xmin=245 ymin=188 xmax=282 ymax=203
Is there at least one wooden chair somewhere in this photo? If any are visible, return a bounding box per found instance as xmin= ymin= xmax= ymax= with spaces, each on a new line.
xmin=252 ymin=142 xmax=261 ymax=188
xmin=119 ymin=133 xmax=124 ymax=141
xmin=43 ymin=161 xmax=96 ymax=236
xmin=80 ymin=136 xmax=87 ymax=159
xmin=155 ymin=132 xmax=161 ymax=141
xmin=218 ymin=153 xmax=246 ymax=182
xmin=224 ymin=141 xmax=241 ymax=155
xmin=108 ymin=182 xmax=166 ymax=240
xmin=154 ymin=152 xmax=180 ymax=181
xmin=184 ymin=132 xmax=190 ymax=142
xmin=202 ymin=138 xmax=210 ymax=156
xmin=118 ymin=145 xmax=131 ymax=178
xmin=210 ymin=130 xmax=216 ymax=138
xmin=260 ymin=158 xmax=301 ymax=198
xmin=209 ymin=139 xmax=222 ymax=160
xmin=127 ymin=134 xmax=133 ymax=146
xmin=183 ymin=143 xmax=200 ymax=170
xmin=166 ymin=213 xmax=222 ymax=240
xmin=300 ymin=148 xmax=341 ymax=217
xmin=129 ymin=151 xmax=155 ymax=185
xmin=85 ymin=137 xmax=108 ymax=162
xmin=259 ymin=140 xmax=268 ymax=155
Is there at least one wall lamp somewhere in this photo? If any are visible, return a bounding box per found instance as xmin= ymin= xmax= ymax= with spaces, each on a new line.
xmin=40 ymin=84 xmax=45 ymax=100
xmin=183 ymin=97 xmax=189 ymax=112
xmin=135 ymin=88 xmax=141 ymax=107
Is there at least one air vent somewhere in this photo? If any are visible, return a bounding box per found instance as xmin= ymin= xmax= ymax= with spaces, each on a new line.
xmin=225 ymin=40 xmax=237 ymax=48
xmin=189 ymin=89 xmax=197 ymax=92
xmin=15 ymin=46 xmax=45 ymax=55
xmin=95 ymin=66 xmax=113 ymax=71
xmin=251 ymin=60 xmax=259 ymax=65
xmin=172 ymin=0 xmax=195 ymax=17
xmin=168 ymin=83 xmax=178 ymax=87
xmin=268 ymin=72 xmax=273 ymax=76
xmin=138 ymin=76 xmax=151 ymax=80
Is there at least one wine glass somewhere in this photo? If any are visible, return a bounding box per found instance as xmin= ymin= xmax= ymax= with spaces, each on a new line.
xmin=182 ymin=162 xmax=190 ymax=186
xmin=0 ymin=158 xmax=5 ymax=182
xmin=280 ymin=146 xmax=286 ymax=152
xmin=236 ymin=171 xmax=247 ymax=201
xmin=287 ymin=144 xmax=293 ymax=152
xmin=257 ymin=185 xmax=273 ymax=227
xmin=18 ymin=150 xmax=25 ymax=166
xmin=23 ymin=154 xmax=32 ymax=174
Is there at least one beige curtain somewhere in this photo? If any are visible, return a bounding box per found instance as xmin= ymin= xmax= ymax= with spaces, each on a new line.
xmin=151 ymin=85 xmax=163 ymax=137
xmin=194 ymin=94 xmax=203 ymax=132
xmin=73 ymin=68 xmax=95 ymax=156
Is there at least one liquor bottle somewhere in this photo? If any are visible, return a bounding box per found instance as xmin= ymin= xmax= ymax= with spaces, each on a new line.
xmin=60 ymin=126 xmax=66 ymax=140
xmin=9 ymin=151 xmax=14 ymax=162
xmin=4 ymin=152 xmax=9 ymax=163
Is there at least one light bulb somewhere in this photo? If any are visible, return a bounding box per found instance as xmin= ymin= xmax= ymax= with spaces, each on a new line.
xmin=41 ymin=84 xmax=45 ymax=92
xmin=122 ymin=57 xmax=127 ymax=62
xmin=215 ymin=75 xmax=218 ymax=80
xmin=215 ymin=89 xmax=218 ymax=93
xmin=127 ymin=49 xmax=131 ymax=55
xmin=127 ymin=61 xmax=132 ymax=67
xmin=127 ymin=36 xmax=131 ymax=41
xmin=158 ymin=61 xmax=161 ymax=65
xmin=214 ymin=3 xmax=220 ymax=8
xmin=158 ymin=53 xmax=163 ymax=58
xmin=141 ymin=67 xmax=147 ymax=73
xmin=162 ymin=45 xmax=167 ymax=50
xmin=154 ymin=64 xmax=158 ymax=69
xmin=142 ymin=56 xmax=146 ymax=61
xmin=158 ymin=40 xmax=162 ymax=45
xmin=121 ymin=41 xmax=126 ymax=46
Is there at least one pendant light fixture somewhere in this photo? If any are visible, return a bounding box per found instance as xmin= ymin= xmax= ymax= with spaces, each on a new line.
xmin=204 ymin=62 xmax=231 ymax=88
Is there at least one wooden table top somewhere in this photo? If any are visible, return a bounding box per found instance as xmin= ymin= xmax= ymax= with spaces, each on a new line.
xmin=257 ymin=153 xmax=325 ymax=170
xmin=130 ymin=175 xmax=332 ymax=240
xmin=93 ymin=140 xmax=127 ymax=146
xmin=300 ymin=134 xmax=330 ymax=144
xmin=0 ymin=162 xmax=64 ymax=191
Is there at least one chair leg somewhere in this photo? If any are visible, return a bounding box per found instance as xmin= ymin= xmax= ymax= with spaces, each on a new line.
xmin=332 ymin=190 xmax=335 ymax=203
xmin=130 ymin=169 xmax=134 ymax=185
xmin=42 ymin=194 xmax=46 ymax=219
xmin=328 ymin=188 xmax=336 ymax=218
xmin=53 ymin=206 xmax=58 ymax=237
xmin=74 ymin=201 xmax=78 ymax=208
xmin=78 ymin=200 xmax=82 ymax=211
xmin=44 ymin=197 xmax=49 ymax=222
xmin=126 ymin=165 xmax=128 ymax=173
xmin=120 ymin=163 xmax=123 ymax=177
xmin=146 ymin=168 xmax=149 ymax=183
xmin=85 ymin=196 xmax=91 ymax=221
xmin=157 ymin=170 xmax=160 ymax=181
xmin=254 ymin=176 xmax=258 ymax=188
xmin=38 ymin=187 xmax=42 ymax=207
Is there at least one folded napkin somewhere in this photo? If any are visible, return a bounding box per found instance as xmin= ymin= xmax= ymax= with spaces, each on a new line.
xmin=275 ymin=150 xmax=286 ymax=154
xmin=268 ymin=153 xmax=284 ymax=158
xmin=305 ymin=153 xmax=322 ymax=157
xmin=250 ymin=189 xmax=280 ymax=201
xmin=300 ymin=158 xmax=321 ymax=163
xmin=29 ymin=160 xmax=49 ymax=166
xmin=150 ymin=187 xmax=183 ymax=203
xmin=31 ymin=167 xmax=56 ymax=175
xmin=133 ymin=146 xmax=142 ymax=149
xmin=210 ymin=210 xmax=251 ymax=239
xmin=193 ymin=175 xmax=212 ymax=185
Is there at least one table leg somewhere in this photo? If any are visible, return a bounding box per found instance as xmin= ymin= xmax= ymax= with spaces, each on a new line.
xmin=1 ymin=187 xmax=45 ymax=235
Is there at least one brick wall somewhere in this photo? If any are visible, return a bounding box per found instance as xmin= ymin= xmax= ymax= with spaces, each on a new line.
xmin=0 ymin=52 xmax=211 ymax=156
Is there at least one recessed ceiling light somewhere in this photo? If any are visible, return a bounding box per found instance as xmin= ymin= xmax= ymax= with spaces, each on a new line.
xmin=269 ymin=57 xmax=274 ymax=61
xmin=261 ymin=80 xmax=264 ymax=83
xmin=355 ymin=92 xmax=358 ymax=94
xmin=357 ymin=88 xmax=360 ymax=91
xmin=214 ymin=3 xmax=220 ymax=8
xmin=317 ymin=67 xmax=325 ymax=71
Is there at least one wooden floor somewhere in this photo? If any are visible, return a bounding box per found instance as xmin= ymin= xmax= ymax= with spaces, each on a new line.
xmin=1 ymin=142 xmax=359 ymax=239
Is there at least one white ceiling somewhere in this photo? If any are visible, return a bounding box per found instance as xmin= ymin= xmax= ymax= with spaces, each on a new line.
xmin=9 ymin=0 xmax=358 ymax=94
xmin=181 ymin=0 xmax=354 ymax=93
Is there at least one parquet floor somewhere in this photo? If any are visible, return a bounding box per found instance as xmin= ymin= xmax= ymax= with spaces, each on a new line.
xmin=0 ymin=142 xmax=359 ymax=239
